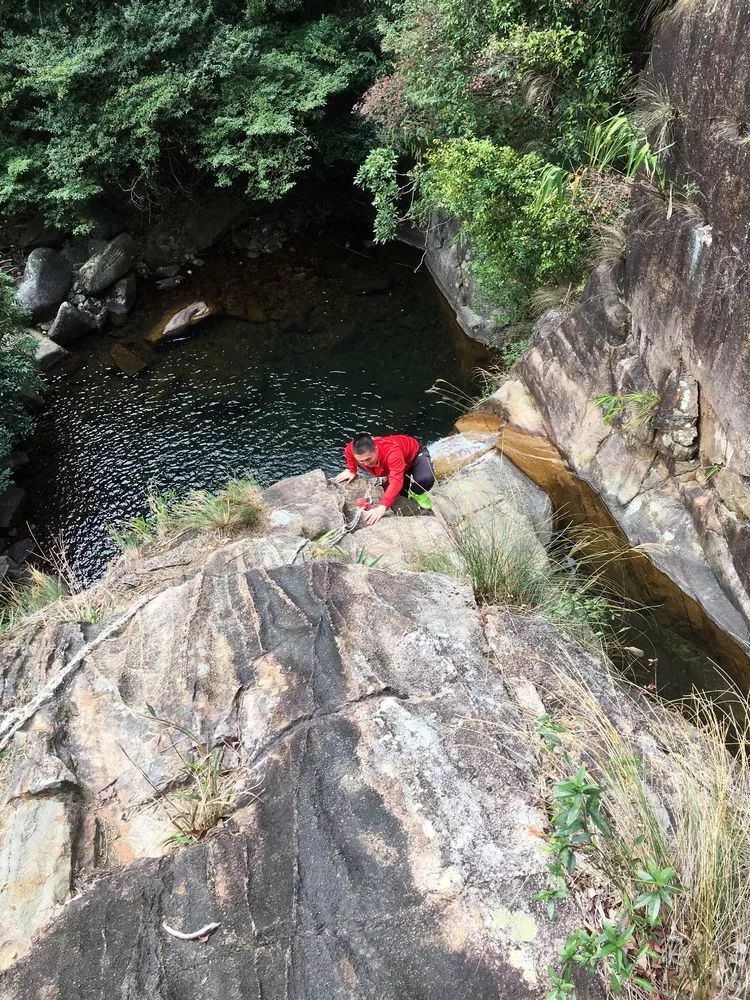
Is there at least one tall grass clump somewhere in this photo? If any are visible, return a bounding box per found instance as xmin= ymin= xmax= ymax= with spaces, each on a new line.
xmin=124 ymin=710 xmax=245 ymax=847
xmin=0 ymin=540 xmax=106 ymax=636
xmin=107 ymin=479 xmax=267 ymax=554
xmin=454 ymin=515 xmax=632 ymax=658
xmin=536 ymin=665 xmax=750 ymax=998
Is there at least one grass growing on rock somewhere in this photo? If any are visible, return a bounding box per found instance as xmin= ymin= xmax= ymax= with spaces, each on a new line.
xmin=0 ymin=564 xmax=106 ymax=636
xmin=128 ymin=710 xmax=250 ymax=848
xmin=415 ymin=514 xmax=633 ymax=659
xmin=532 ymin=663 xmax=750 ymax=998
xmin=463 ymin=520 xmax=632 ymax=656
xmin=107 ymin=479 xmax=267 ymax=554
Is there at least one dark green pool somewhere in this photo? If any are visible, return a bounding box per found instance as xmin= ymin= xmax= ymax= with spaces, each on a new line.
xmin=23 ymin=235 xmax=487 ymax=583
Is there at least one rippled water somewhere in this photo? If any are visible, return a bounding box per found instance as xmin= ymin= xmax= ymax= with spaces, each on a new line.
xmin=23 ymin=236 xmax=487 ymax=583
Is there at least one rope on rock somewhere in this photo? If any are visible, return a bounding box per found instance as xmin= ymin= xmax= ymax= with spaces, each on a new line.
xmin=295 ymin=481 xmax=374 ymax=561
xmin=0 ymin=590 xmax=156 ymax=752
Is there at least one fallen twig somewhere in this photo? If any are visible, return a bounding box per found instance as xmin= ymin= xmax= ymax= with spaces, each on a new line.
xmin=162 ymin=921 xmax=220 ymax=941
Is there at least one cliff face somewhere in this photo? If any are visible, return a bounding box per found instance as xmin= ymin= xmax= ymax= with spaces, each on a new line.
xmin=0 ymin=455 xmax=614 ymax=999
xmin=520 ymin=0 xmax=750 ymax=660
xmin=427 ymin=0 xmax=750 ymax=664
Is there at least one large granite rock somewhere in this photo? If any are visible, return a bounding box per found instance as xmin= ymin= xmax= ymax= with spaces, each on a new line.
xmin=47 ymin=301 xmax=97 ymax=345
xmin=79 ymin=234 xmax=137 ymax=296
xmin=146 ymin=300 xmax=220 ymax=344
xmin=15 ymin=249 xmax=72 ymax=322
xmin=0 ymin=461 xmax=610 ymax=999
xmin=413 ymin=215 xmax=510 ymax=348
xmin=26 ymin=330 xmax=69 ymax=370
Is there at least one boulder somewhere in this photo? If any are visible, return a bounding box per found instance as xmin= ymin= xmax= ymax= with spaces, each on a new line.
xmin=429 ymin=432 xmax=497 ymax=479
xmin=105 ymin=273 xmax=136 ymax=319
xmin=15 ymin=249 xmax=72 ymax=322
xmin=79 ymin=234 xmax=137 ymax=296
xmin=145 ymin=300 xmax=220 ymax=344
xmin=0 ymin=488 xmax=25 ymax=533
xmin=336 ymin=511 xmax=455 ymax=571
xmin=26 ymin=330 xmax=69 ymax=370
xmin=183 ymin=194 xmax=249 ymax=252
xmin=5 ymin=539 xmax=35 ymax=566
xmin=61 ymin=238 xmax=108 ymax=271
xmin=263 ymin=469 xmax=344 ymax=539
xmin=47 ymin=302 xmax=97 ymax=345
xmin=109 ymin=342 xmax=152 ymax=375
xmin=432 ymin=449 xmax=553 ymax=550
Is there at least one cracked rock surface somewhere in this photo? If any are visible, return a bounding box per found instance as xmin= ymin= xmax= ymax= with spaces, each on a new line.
xmin=0 ymin=461 xmax=605 ymax=998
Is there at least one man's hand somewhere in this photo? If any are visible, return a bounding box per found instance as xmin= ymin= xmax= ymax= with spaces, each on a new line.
xmin=362 ymin=504 xmax=387 ymax=527
xmin=334 ymin=469 xmax=356 ymax=485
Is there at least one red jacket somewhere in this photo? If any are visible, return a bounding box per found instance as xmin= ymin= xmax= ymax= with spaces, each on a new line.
xmin=345 ymin=434 xmax=420 ymax=508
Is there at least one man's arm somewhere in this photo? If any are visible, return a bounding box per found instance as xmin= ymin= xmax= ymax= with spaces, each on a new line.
xmin=334 ymin=442 xmax=358 ymax=484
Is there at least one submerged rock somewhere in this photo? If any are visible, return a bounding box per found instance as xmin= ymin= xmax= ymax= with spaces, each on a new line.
xmin=16 ymin=249 xmax=72 ymax=322
xmin=110 ymin=342 xmax=153 ymax=375
xmin=26 ymin=329 xmax=69 ymax=370
xmin=146 ymin=300 xmax=220 ymax=344
xmin=79 ymin=234 xmax=137 ymax=296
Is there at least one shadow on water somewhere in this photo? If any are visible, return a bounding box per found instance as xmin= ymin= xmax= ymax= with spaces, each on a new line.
xmin=22 ymin=233 xmax=489 ymax=584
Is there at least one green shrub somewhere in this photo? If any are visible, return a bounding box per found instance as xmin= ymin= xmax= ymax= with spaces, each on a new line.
xmin=0 ymin=272 xmax=40 ymax=489
xmin=418 ymin=140 xmax=592 ymax=319
xmin=0 ymin=1 xmax=381 ymax=228
xmin=355 ymin=0 xmax=650 ymax=315
xmin=443 ymin=512 xmax=631 ymax=657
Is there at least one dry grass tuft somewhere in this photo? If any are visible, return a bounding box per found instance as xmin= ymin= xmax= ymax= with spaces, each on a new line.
xmin=125 ymin=711 xmax=255 ymax=847
xmin=107 ymin=478 xmax=267 ymax=555
xmin=0 ymin=539 xmax=108 ymax=637
xmin=633 ymin=80 xmax=682 ymax=153
xmin=529 ymin=283 xmax=578 ymax=319
xmin=537 ymin=662 xmax=750 ymax=998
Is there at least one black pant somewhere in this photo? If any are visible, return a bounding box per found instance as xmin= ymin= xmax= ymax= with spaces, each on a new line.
xmin=399 ymin=445 xmax=435 ymax=497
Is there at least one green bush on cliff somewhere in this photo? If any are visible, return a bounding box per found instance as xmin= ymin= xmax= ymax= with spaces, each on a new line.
xmin=356 ymin=0 xmax=650 ymax=315
xmin=418 ymin=140 xmax=591 ymax=318
xmin=0 ymin=272 xmax=40 ymax=489
xmin=0 ymin=1 xmax=380 ymax=228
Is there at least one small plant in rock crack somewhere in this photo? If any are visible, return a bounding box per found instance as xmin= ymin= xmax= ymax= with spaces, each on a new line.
xmin=595 ymin=393 xmax=660 ymax=435
xmin=122 ymin=707 xmax=252 ymax=847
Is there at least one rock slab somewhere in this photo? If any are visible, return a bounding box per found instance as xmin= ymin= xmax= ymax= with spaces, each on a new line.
xmin=15 ymin=249 xmax=72 ymax=322
xmin=79 ymin=234 xmax=137 ymax=296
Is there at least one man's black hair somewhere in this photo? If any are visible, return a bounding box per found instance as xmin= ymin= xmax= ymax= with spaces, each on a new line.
xmin=352 ymin=433 xmax=376 ymax=455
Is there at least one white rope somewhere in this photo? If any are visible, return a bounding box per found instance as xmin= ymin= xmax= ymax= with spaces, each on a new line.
xmin=0 ymin=590 xmax=156 ymax=752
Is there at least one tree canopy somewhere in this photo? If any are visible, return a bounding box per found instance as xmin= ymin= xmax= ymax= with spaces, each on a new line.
xmin=0 ymin=0 xmax=381 ymax=229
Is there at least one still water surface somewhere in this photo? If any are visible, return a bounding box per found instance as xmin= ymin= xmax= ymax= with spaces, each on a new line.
xmin=24 ymin=238 xmax=486 ymax=583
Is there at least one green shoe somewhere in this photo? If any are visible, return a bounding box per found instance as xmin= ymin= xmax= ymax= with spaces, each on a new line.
xmin=408 ymin=489 xmax=433 ymax=511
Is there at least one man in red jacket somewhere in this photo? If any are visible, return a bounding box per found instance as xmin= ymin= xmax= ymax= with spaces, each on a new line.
xmin=334 ymin=432 xmax=435 ymax=526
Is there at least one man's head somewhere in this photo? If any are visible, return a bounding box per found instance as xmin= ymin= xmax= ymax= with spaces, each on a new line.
xmin=352 ymin=433 xmax=378 ymax=468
